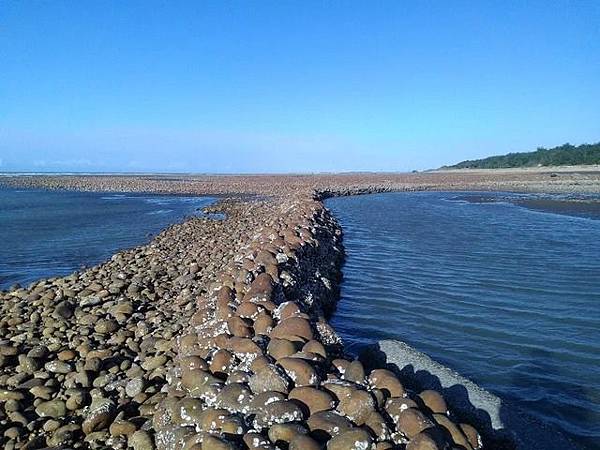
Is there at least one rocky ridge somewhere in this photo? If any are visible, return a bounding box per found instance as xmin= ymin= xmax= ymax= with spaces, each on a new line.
xmin=0 ymin=174 xmax=548 ymax=449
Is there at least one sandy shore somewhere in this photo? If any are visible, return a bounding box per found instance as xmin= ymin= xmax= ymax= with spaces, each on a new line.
xmin=0 ymin=170 xmax=598 ymax=450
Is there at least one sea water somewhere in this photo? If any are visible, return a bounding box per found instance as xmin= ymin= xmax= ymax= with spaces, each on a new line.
xmin=326 ymin=191 xmax=600 ymax=450
xmin=0 ymin=188 xmax=213 ymax=290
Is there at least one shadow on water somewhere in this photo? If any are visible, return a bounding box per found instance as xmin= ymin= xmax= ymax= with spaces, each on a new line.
xmin=360 ymin=342 xmax=585 ymax=450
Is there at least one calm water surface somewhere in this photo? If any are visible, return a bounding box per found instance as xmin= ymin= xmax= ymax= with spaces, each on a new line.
xmin=0 ymin=188 xmax=213 ymax=290
xmin=326 ymin=191 xmax=600 ymax=450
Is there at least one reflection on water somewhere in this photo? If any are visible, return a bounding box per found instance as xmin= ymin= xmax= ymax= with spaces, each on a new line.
xmin=326 ymin=191 xmax=600 ymax=450
xmin=0 ymin=188 xmax=214 ymax=290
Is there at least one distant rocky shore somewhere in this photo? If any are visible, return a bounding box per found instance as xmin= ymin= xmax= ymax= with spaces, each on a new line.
xmin=1 ymin=171 xmax=598 ymax=450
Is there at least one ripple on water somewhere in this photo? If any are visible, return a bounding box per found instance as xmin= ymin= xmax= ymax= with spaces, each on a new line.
xmin=0 ymin=188 xmax=214 ymax=289
xmin=326 ymin=191 xmax=600 ymax=450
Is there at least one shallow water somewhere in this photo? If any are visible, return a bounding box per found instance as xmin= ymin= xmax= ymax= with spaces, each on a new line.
xmin=326 ymin=191 xmax=600 ymax=450
xmin=0 ymin=188 xmax=213 ymax=290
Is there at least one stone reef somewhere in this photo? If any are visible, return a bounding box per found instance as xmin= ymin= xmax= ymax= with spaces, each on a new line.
xmin=4 ymin=171 xmax=587 ymax=449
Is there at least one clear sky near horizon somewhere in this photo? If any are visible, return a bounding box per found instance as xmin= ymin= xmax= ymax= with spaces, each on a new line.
xmin=1 ymin=1 xmax=599 ymax=173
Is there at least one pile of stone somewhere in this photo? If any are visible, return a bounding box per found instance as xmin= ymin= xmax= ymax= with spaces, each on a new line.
xmin=153 ymin=198 xmax=483 ymax=450
xmin=4 ymin=167 xmax=600 ymax=198
xmin=0 ymin=200 xmax=290 ymax=449
xmin=0 ymin=175 xmax=489 ymax=449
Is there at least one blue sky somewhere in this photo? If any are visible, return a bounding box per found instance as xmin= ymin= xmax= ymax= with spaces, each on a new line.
xmin=1 ymin=1 xmax=599 ymax=173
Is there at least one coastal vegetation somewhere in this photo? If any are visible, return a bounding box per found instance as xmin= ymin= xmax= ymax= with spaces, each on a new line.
xmin=445 ymin=142 xmax=600 ymax=169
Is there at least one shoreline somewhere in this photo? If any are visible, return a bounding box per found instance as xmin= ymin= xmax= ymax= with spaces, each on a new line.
xmin=2 ymin=173 xmax=599 ymax=449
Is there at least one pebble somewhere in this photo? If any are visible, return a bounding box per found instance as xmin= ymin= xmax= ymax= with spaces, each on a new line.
xmin=344 ymin=360 xmax=366 ymax=383
xmin=129 ymin=430 xmax=154 ymax=449
xmin=289 ymin=386 xmax=336 ymax=415
xmin=249 ymin=365 xmax=290 ymax=394
xmin=82 ymin=397 xmax=116 ymax=434
xmin=35 ymin=400 xmax=67 ymax=418
xmin=307 ymin=411 xmax=353 ymax=441
xmin=278 ymin=357 xmax=319 ymax=386
xmin=110 ymin=419 xmax=138 ymax=436
xmin=327 ymin=428 xmax=373 ymax=450
xmin=268 ymin=423 xmax=307 ymax=444
xmin=126 ymin=377 xmax=145 ymax=397
xmin=336 ymin=389 xmax=375 ymax=425
xmin=44 ymin=360 xmax=72 ymax=374
xmin=0 ymin=178 xmax=486 ymax=450
xmin=418 ymin=389 xmax=448 ymax=414
xmin=368 ymin=368 xmax=405 ymax=398
xmin=142 ymin=355 xmax=167 ymax=371
xmin=289 ymin=434 xmax=321 ymax=450
xmin=397 ymin=408 xmax=435 ymax=438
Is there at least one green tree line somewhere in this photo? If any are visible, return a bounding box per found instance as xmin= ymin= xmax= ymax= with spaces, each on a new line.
xmin=445 ymin=142 xmax=600 ymax=169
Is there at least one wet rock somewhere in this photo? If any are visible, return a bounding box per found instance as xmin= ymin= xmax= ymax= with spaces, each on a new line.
xmin=227 ymin=316 xmax=252 ymax=338
xmin=385 ymin=397 xmax=419 ymax=422
xmin=35 ymin=400 xmax=67 ymax=418
xmin=397 ymin=408 xmax=435 ymax=439
xmin=365 ymin=410 xmax=390 ymax=440
xmin=0 ymin=389 xmax=24 ymax=401
xmin=278 ymin=357 xmax=319 ymax=386
xmin=307 ymin=410 xmax=353 ymax=441
xmin=45 ymin=360 xmax=72 ymax=374
xmin=254 ymin=400 xmax=304 ymax=428
xmin=332 ymin=359 xmax=350 ymax=375
xmin=289 ymin=434 xmax=321 ymax=450
xmin=336 ymin=389 xmax=375 ymax=425
xmin=82 ymin=397 xmax=116 ymax=434
xmin=406 ymin=428 xmax=448 ymax=450
xmin=47 ymin=423 xmax=81 ymax=447
xmin=58 ymin=349 xmax=76 ymax=361
xmin=227 ymin=337 xmax=262 ymax=355
xmin=327 ymin=428 xmax=373 ymax=450
xmin=460 ymin=423 xmax=482 ymax=449
xmin=276 ymin=302 xmax=301 ymax=320
xmin=270 ymin=317 xmax=313 ymax=341
xmin=268 ymin=423 xmax=308 ymax=445
xmin=237 ymin=302 xmax=260 ymax=319
xmin=210 ymin=349 xmax=234 ymax=375
xmin=18 ymin=355 xmax=41 ymax=373
xmin=129 ymin=430 xmax=154 ymax=450
xmin=249 ymin=364 xmax=289 ymax=394
xmin=418 ymin=390 xmax=448 ymax=414
xmin=322 ymin=380 xmax=356 ymax=402
xmin=244 ymin=273 xmax=274 ymax=302
xmin=179 ymin=356 xmax=209 ymax=372
xmin=215 ymin=383 xmax=253 ymax=413
xmin=110 ymin=420 xmax=137 ymax=437
xmin=289 ymin=386 xmax=336 ymax=415
xmin=433 ymin=413 xmax=473 ymax=449
xmin=30 ymin=385 xmax=54 ymax=400
xmin=0 ymin=345 xmax=18 ymax=356
xmin=142 ymin=354 xmax=167 ymax=371
xmin=254 ymin=314 xmax=274 ymax=335
xmin=343 ymin=360 xmax=365 ymax=383
xmin=95 ymin=318 xmax=118 ymax=334
xmin=250 ymin=391 xmax=287 ymax=413
xmin=267 ymin=338 xmax=297 ymax=360
xmin=302 ymin=340 xmax=327 ymax=357
xmin=201 ymin=434 xmax=237 ymax=449
xmin=368 ymin=368 xmax=405 ymax=398
xmin=243 ymin=431 xmax=271 ymax=449
xmin=126 ymin=377 xmax=145 ymax=397
xmin=54 ymin=301 xmax=74 ymax=319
